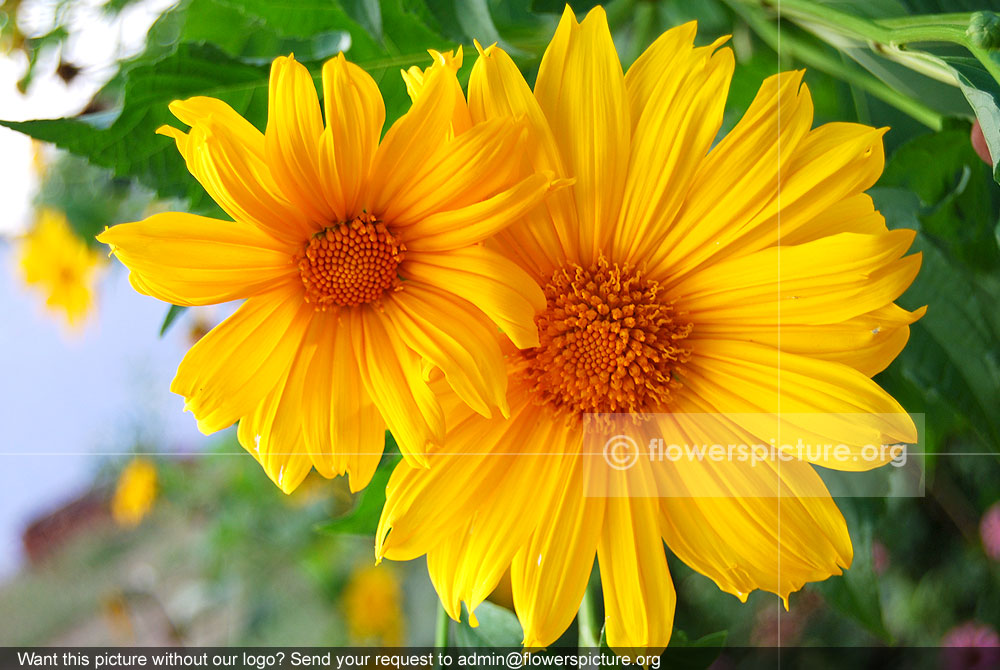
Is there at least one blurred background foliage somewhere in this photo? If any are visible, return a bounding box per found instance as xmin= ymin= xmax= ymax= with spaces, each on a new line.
xmin=2 ymin=0 xmax=1000 ymax=658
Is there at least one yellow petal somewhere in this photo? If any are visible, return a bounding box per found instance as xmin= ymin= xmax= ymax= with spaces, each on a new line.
xmin=426 ymin=410 xmax=568 ymax=626
xmin=402 ymin=47 xmax=472 ymax=135
xmin=236 ymin=364 xmax=313 ymax=495
xmin=401 ymin=173 xmax=559 ymax=252
xmin=622 ymin=22 xmax=697 ymax=128
xmin=652 ymin=404 xmax=852 ymax=602
xmin=168 ymin=96 xmax=266 ymax=157
xmin=468 ymin=42 xmax=577 ymax=270
xmin=320 ymin=53 xmax=386 ymax=220
xmin=159 ymin=104 xmax=316 ymax=246
xmin=284 ymin=310 xmax=386 ymax=491
xmin=265 ymin=55 xmax=333 ymax=223
xmin=352 ymin=306 xmax=443 ymax=465
xmin=694 ymin=303 xmax=926 ymax=376
xmin=377 ymin=386 xmax=536 ymax=562
xmin=368 ymin=64 xmax=457 ymax=214
xmin=532 ymin=5 xmax=579 ymax=129
xmin=598 ymin=494 xmax=675 ymax=653
xmin=171 ymin=284 xmax=314 ymax=434
xmin=676 ymin=230 xmax=920 ymax=325
xmin=615 ymin=37 xmax=734 ymax=264
xmin=534 ymin=5 xmax=630 ymax=266
xmin=97 ymin=212 xmax=297 ymax=306
xmin=384 ymin=284 xmax=508 ymax=419
xmin=648 ymin=70 xmax=813 ymax=279
xmin=779 ymin=193 xmax=888 ymax=246
xmin=379 ymin=117 xmax=527 ymax=228
xmin=401 ymin=246 xmax=545 ymax=349
xmin=680 ymin=339 xmax=918 ymax=468
xmin=512 ymin=454 xmax=605 ymax=649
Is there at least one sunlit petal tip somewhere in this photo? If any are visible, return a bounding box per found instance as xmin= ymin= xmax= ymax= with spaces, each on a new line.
xmin=708 ymin=33 xmax=732 ymax=50
xmin=580 ymin=3 xmax=609 ymax=25
xmin=472 ymin=39 xmax=497 ymax=59
xmin=549 ymin=176 xmax=576 ymax=190
xmin=559 ymin=4 xmax=579 ymax=24
xmin=155 ymin=124 xmax=184 ymax=141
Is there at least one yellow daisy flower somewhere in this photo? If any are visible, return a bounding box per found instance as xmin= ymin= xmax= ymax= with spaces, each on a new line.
xmin=19 ymin=207 xmax=102 ymax=329
xmin=111 ymin=458 xmax=157 ymax=528
xmin=375 ymin=7 xmax=924 ymax=651
xmin=98 ymin=52 xmax=560 ymax=494
xmin=342 ymin=564 xmax=405 ymax=645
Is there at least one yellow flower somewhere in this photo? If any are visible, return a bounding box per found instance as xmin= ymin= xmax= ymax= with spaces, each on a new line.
xmin=98 ymin=52 xmax=561 ymax=494
xmin=19 ymin=207 xmax=102 ymax=329
xmin=342 ymin=565 xmax=404 ymax=645
xmin=111 ymin=458 xmax=157 ymax=527
xmin=376 ymin=7 xmax=924 ymax=651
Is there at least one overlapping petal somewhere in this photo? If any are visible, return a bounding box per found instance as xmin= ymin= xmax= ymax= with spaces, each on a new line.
xmin=158 ymin=101 xmax=316 ymax=245
xmin=265 ymin=55 xmax=333 ymax=224
xmin=170 ymin=283 xmax=314 ymax=435
xmin=401 ymin=246 xmax=546 ymax=349
xmin=320 ymin=54 xmax=386 ymax=220
xmin=652 ymin=403 xmax=853 ymax=602
xmin=97 ymin=212 xmax=296 ymax=306
xmin=615 ymin=28 xmax=734 ymax=264
xmin=535 ymin=6 xmax=630 ymax=265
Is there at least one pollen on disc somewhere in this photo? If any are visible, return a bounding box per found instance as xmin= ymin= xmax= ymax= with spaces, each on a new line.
xmin=520 ymin=257 xmax=692 ymax=417
xmin=295 ymin=214 xmax=405 ymax=309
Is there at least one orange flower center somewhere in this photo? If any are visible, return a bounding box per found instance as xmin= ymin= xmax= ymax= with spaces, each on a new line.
xmin=519 ymin=257 xmax=692 ymax=417
xmin=295 ymin=214 xmax=405 ymax=309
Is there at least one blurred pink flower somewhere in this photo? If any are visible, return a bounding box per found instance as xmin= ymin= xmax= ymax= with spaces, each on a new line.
xmin=871 ymin=540 xmax=890 ymax=575
xmin=981 ymin=502 xmax=1000 ymax=561
xmin=941 ymin=621 xmax=1000 ymax=670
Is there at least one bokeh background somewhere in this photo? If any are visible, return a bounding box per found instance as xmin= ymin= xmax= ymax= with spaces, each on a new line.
xmin=1 ymin=0 xmax=1000 ymax=657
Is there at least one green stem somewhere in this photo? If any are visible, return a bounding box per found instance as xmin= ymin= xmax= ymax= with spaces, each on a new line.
xmin=577 ymin=574 xmax=601 ymax=648
xmin=737 ymin=0 xmax=1000 ymax=92
xmin=728 ymin=1 xmax=944 ymax=129
xmin=435 ymin=603 xmax=450 ymax=651
xmin=754 ymin=0 xmax=970 ymax=45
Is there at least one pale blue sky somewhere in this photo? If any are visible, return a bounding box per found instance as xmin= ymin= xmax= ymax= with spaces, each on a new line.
xmin=0 ymin=247 xmax=215 ymax=576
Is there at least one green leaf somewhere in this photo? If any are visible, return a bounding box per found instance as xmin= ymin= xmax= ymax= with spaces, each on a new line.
xmin=453 ymin=601 xmax=523 ymax=647
xmin=813 ymin=499 xmax=891 ymax=641
xmin=871 ymin=171 xmax=1000 ymax=452
xmin=881 ymin=126 xmax=999 ymax=271
xmin=897 ymin=234 xmax=1000 ymax=447
xmin=530 ymin=0 xmax=600 ymax=14
xmin=452 ymin=0 xmax=505 ymax=52
xmin=2 ymin=43 xmax=272 ymax=211
xmin=314 ymin=446 xmax=398 ymax=536
xmin=2 ymin=0 xmax=453 ymax=211
xmin=663 ymin=630 xmax=727 ymax=670
xmin=159 ymin=304 xmax=188 ymax=337
xmin=939 ymin=53 xmax=1000 ymax=184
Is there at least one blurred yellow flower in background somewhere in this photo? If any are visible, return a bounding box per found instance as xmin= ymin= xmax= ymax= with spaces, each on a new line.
xmin=342 ymin=565 xmax=404 ymax=646
xmin=376 ymin=6 xmax=923 ymax=652
xmin=98 ymin=51 xmax=563 ymax=494
xmin=18 ymin=207 xmax=102 ymax=329
xmin=111 ymin=458 xmax=157 ymax=528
